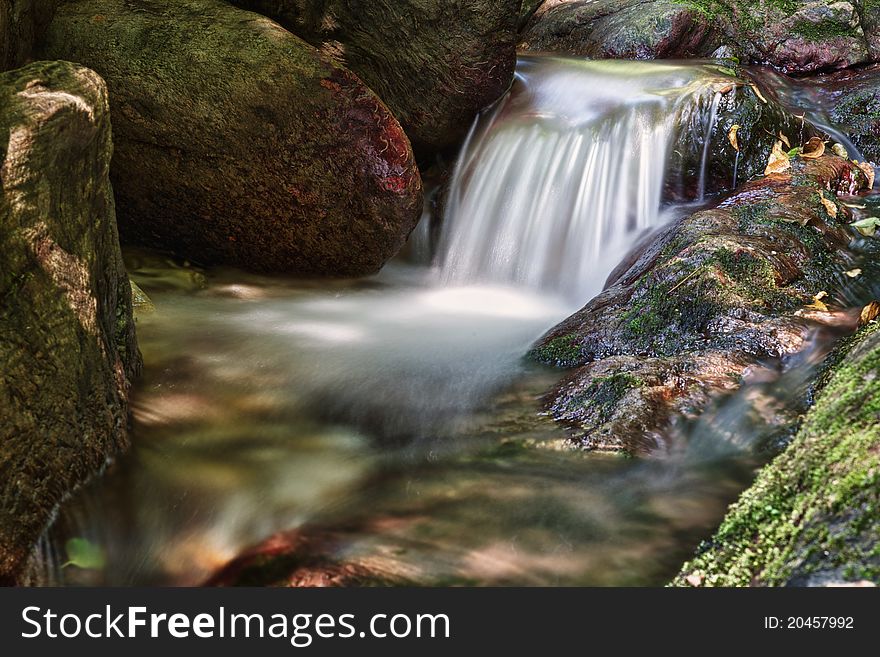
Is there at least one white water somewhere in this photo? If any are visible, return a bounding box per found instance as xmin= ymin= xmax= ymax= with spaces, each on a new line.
xmin=438 ymin=57 xmax=735 ymax=300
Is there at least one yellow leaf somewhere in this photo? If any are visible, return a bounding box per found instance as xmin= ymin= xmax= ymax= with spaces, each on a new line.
xmin=859 ymin=301 xmax=880 ymax=326
xmin=778 ymin=132 xmax=790 ymax=148
xmin=764 ymin=140 xmax=790 ymax=175
xmin=845 ymin=268 xmax=862 ymax=278
xmin=727 ymin=124 xmax=740 ymax=152
xmin=750 ymin=84 xmax=768 ymax=103
xmin=820 ymin=196 xmax=837 ymax=218
xmin=832 ymin=143 xmax=849 ymax=158
xmin=800 ymin=136 xmax=825 ymax=159
xmin=805 ymin=291 xmax=829 ymax=312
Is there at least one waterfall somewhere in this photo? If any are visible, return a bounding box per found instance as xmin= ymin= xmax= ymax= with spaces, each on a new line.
xmin=437 ymin=57 xmax=734 ymax=300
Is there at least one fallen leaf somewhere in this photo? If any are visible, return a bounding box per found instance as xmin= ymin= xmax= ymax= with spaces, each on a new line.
xmin=750 ymin=84 xmax=768 ymax=103
xmin=860 ymin=301 xmax=880 ymax=326
xmin=800 ymin=136 xmax=825 ymax=159
xmin=778 ymin=132 xmax=790 ymax=148
xmin=850 ymin=216 xmax=880 ymax=237
xmin=806 ymin=290 xmax=829 ymax=312
xmin=63 ymin=538 xmax=105 ymax=570
xmin=685 ymin=573 xmax=703 ymax=587
xmin=845 ymin=268 xmax=862 ymax=278
xmin=820 ymin=195 xmax=837 ymax=218
xmin=727 ymin=124 xmax=740 ymax=152
xmin=832 ymin=143 xmax=849 ymax=158
xmin=764 ymin=140 xmax=791 ymax=175
xmin=855 ymin=160 xmax=875 ymax=188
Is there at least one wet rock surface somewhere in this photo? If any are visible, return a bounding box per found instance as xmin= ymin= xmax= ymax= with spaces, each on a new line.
xmin=0 ymin=1 xmax=57 ymax=70
xmin=230 ymin=0 xmax=520 ymax=152
xmin=39 ymin=0 xmax=423 ymax=276
xmin=674 ymin=321 xmax=880 ymax=586
xmin=530 ymin=155 xmax=871 ymax=453
xmin=519 ymin=0 xmax=721 ymax=59
xmin=0 ymin=60 xmax=140 ymax=584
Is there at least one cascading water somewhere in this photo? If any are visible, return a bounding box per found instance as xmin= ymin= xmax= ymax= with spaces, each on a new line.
xmin=438 ymin=57 xmax=735 ymax=299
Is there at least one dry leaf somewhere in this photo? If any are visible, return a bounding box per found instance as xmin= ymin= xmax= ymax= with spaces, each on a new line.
xmin=764 ymin=140 xmax=791 ymax=175
xmin=855 ymin=160 xmax=875 ymax=188
xmin=800 ymin=136 xmax=825 ymax=159
xmin=750 ymin=84 xmax=767 ymax=103
xmin=806 ymin=290 xmax=829 ymax=312
xmin=850 ymin=216 xmax=880 ymax=237
xmin=845 ymin=268 xmax=862 ymax=278
xmin=832 ymin=143 xmax=849 ymax=158
xmin=778 ymin=132 xmax=790 ymax=148
xmin=860 ymin=301 xmax=880 ymax=326
xmin=728 ymin=124 xmax=740 ymax=152
xmin=820 ymin=195 xmax=837 ymax=218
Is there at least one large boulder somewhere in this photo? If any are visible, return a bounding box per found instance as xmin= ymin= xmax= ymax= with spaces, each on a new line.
xmin=39 ymin=0 xmax=423 ymax=275
xmin=0 ymin=0 xmax=58 ymax=70
xmin=519 ymin=0 xmax=721 ymax=59
xmin=673 ymin=321 xmax=880 ymax=586
xmin=229 ymin=0 xmax=520 ymax=151
xmin=0 ymin=60 xmax=141 ymax=583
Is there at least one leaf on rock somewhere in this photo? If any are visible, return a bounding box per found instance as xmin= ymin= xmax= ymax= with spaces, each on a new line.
xmin=805 ymin=291 xmax=829 ymax=312
xmin=749 ymin=84 xmax=768 ymax=103
xmin=800 ymin=137 xmax=825 ymax=159
xmin=832 ymin=143 xmax=849 ymax=158
xmin=845 ymin=268 xmax=862 ymax=278
xmin=860 ymin=301 xmax=880 ymax=326
xmin=820 ymin=195 xmax=837 ymax=218
xmin=850 ymin=216 xmax=880 ymax=237
xmin=778 ymin=132 xmax=790 ymax=148
xmin=727 ymin=124 xmax=740 ymax=152
xmin=63 ymin=538 xmax=105 ymax=570
xmin=764 ymin=140 xmax=790 ymax=175
xmin=854 ymin=160 xmax=875 ymax=188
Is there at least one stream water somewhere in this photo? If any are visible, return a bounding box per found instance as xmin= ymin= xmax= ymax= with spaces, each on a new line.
xmin=26 ymin=57 xmax=877 ymax=586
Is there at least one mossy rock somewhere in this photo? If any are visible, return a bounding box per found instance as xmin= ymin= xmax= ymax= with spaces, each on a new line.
xmin=828 ymin=69 xmax=880 ymax=163
xmin=673 ymin=321 xmax=880 ymax=586
xmin=230 ymin=0 xmax=520 ymax=152
xmin=0 ymin=60 xmax=141 ymax=583
xmin=39 ymin=0 xmax=423 ymax=276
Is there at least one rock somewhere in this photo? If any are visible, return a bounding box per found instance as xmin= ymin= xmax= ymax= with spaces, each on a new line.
xmin=0 ymin=60 xmax=141 ymax=583
xmin=827 ymin=66 xmax=880 ymax=162
xmin=529 ymin=155 xmax=871 ymax=452
xmin=519 ymin=0 xmax=721 ymax=59
xmin=672 ymin=320 xmax=880 ymax=586
xmin=39 ymin=0 xmax=423 ymax=275
xmin=230 ymin=0 xmax=520 ymax=152
xmin=0 ymin=1 xmax=57 ymax=70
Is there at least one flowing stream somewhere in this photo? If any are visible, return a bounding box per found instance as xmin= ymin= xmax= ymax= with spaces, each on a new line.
xmin=26 ymin=57 xmax=873 ymax=586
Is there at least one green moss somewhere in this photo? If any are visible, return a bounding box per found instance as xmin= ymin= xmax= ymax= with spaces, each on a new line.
xmin=792 ymin=19 xmax=857 ymax=41
xmin=673 ymin=328 xmax=880 ymax=586
xmin=560 ymin=372 xmax=644 ymax=423
xmin=529 ymin=334 xmax=582 ymax=367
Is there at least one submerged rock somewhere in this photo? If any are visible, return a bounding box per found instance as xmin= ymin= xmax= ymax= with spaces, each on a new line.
xmin=530 ymin=155 xmax=871 ymax=452
xmin=519 ymin=0 xmax=720 ymax=59
xmin=40 ymin=0 xmax=423 ymax=276
xmin=673 ymin=321 xmax=880 ymax=586
xmin=827 ymin=65 xmax=880 ymax=162
xmin=0 ymin=60 xmax=141 ymax=583
xmin=230 ymin=0 xmax=520 ymax=152
xmin=0 ymin=1 xmax=57 ymax=70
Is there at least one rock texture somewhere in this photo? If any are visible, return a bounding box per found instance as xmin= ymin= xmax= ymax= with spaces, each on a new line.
xmin=827 ymin=65 xmax=880 ymax=162
xmin=0 ymin=1 xmax=57 ymax=70
xmin=674 ymin=321 xmax=880 ymax=586
xmin=519 ymin=0 xmax=721 ymax=59
xmin=230 ymin=0 xmax=520 ymax=151
xmin=530 ymin=155 xmax=871 ymax=453
xmin=0 ymin=60 xmax=140 ymax=584
xmin=40 ymin=0 xmax=423 ymax=275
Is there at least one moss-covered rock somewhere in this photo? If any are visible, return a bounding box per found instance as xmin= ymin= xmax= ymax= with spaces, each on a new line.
xmin=827 ymin=67 xmax=880 ymax=162
xmin=0 ymin=60 xmax=141 ymax=584
xmin=530 ymin=155 xmax=870 ymax=452
xmin=520 ymin=0 xmax=721 ymax=59
xmin=230 ymin=0 xmax=520 ymax=152
xmin=39 ymin=0 xmax=423 ymax=275
xmin=673 ymin=320 xmax=880 ymax=586
xmin=0 ymin=1 xmax=58 ymax=70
